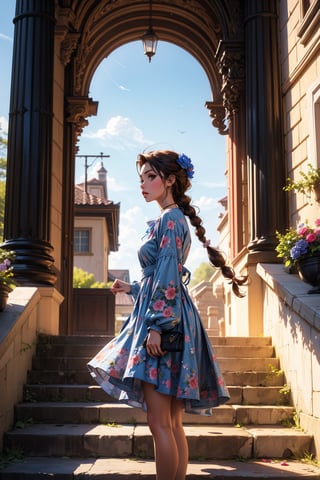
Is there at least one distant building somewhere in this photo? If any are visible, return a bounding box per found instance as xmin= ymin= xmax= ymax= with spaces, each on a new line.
xmin=74 ymin=162 xmax=120 ymax=283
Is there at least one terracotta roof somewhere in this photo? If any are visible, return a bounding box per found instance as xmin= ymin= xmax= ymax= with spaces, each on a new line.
xmin=74 ymin=185 xmax=111 ymax=206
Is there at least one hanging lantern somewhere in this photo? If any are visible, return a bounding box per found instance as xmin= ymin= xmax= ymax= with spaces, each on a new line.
xmin=142 ymin=0 xmax=158 ymax=62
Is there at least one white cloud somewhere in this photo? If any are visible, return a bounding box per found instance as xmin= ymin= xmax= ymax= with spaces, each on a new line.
xmin=118 ymin=84 xmax=130 ymax=92
xmin=83 ymin=115 xmax=152 ymax=150
xmin=109 ymin=205 xmax=148 ymax=280
xmin=193 ymin=195 xmax=220 ymax=211
xmin=202 ymin=180 xmax=226 ymax=188
xmin=107 ymin=175 xmax=130 ymax=192
xmin=0 ymin=116 xmax=8 ymax=134
xmin=0 ymin=33 xmax=12 ymax=42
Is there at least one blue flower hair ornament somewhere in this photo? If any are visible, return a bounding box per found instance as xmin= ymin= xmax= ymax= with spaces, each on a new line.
xmin=177 ymin=153 xmax=194 ymax=179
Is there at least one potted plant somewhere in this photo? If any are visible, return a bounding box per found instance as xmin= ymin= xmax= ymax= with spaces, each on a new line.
xmin=275 ymin=219 xmax=320 ymax=293
xmin=284 ymin=163 xmax=320 ymax=202
xmin=0 ymin=248 xmax=16 ymax=311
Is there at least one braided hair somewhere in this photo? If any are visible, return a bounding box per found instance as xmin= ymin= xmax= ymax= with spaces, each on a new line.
xmin=136 ymin=150 xmax=247 ymax=297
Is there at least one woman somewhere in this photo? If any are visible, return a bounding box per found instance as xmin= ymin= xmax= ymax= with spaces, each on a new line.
xmin=87 ymin=150 xmax=247 ymax=480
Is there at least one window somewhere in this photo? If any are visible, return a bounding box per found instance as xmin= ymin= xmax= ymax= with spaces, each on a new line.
xmin=74 ymin=228 xmax=91 ymax=254
xmin=302 ymin=0 xmax=312 ymax=15
xmin=307 ymin=81 xmax=320 ymax=168
xmin=298 ymin=0 xmax=320 ymax=43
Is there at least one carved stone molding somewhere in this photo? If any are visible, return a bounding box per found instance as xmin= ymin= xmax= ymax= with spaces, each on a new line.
xmin=205 ymin=100 xmax=228 ymax=135
xmin=55 ymin=7 xmax=79 ymax=66
xmin=66 ymin=96 xmax=98 ymax=141
xmin=60 ymin=33 xmax=80 ymax=66
xmin=215 ymin=41 xmax=245 ymax=118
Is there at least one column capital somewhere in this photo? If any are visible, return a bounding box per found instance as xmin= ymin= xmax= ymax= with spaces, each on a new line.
xmin=205 ymin=101 xmax=228 ymax=135
xmin=215 ymin=40 xmax=245 ymax=118
xmin=66 ymin=96 xmax=98 ymax=141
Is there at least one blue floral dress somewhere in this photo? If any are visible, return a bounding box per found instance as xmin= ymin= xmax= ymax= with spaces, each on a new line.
xmin=87 ymin=207 xmax=230 ymax=415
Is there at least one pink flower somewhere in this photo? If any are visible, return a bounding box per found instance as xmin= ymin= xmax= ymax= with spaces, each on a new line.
xmin=149 ymin=367 xmax=158 ymax=380
xmin=165 ymin=286 xmax=176 ymax=300
xmin=306 ymin=233 xmax=317 ymax=243
xmin=315 ymin=219 xmax=320 ymax=226
xmin=160 ymin=236 xmax=169 ymax=248
xmin=164 ymin=379 xmax=172 ymax=389
xmin=129 ymin=354 xmax=140 ymax=366
xmin=108 ymin=367 xmax=119 ymax=378
xmin=153 ymin=299 xmax=165 ymax=311
xmin=189 ymin=375 xmax=198 ymax=389
xmin=163 ymin=306 xmax=173 ymax=317
xmin=176 ymin=236 xmax=182 ymax=249
xmin=167 ymin=220 xmax=175 ymax=230
xmin=298 ymin=226 xmax=308 ymax=236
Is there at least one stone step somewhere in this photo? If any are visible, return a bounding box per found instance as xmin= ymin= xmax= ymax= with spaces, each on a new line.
xmin=3 ymin=424 xmax=313 ymax=460
xmin=30 ymin=355 xmax=280 ymax=373
xmin=35 ymin=342 xmax=275 ymax=359
xmin=1 ymin=457 xmax=320 ymax=479
xmin=26 ymin=368 xmax=285 ymax=387
xmin=37 ymin=334 xmax=273 ymax=347
xmin=14 ymin=402 xmax=295 ymax=426
xmin=23 ymin=384 xmax=289 ymax=405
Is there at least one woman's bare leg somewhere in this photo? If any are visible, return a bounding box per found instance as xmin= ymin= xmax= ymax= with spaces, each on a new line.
xmin=171 ymin=397 xmax=188 ymax=479
xmin=143 ymin=382 xmax=178 ymax=480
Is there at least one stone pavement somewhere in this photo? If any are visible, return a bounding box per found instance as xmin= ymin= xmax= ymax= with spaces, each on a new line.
xmin=1 ymin=457 xmax=320 ymax=479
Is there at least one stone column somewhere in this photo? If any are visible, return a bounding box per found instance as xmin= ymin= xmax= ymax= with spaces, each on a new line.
xmin=244 ymin=0 xmax=286 ymax=256
xmin=2 ymin=0 xmax=56 ymax=285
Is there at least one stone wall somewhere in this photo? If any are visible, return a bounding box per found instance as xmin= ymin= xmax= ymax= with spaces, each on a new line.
xmin=257 ymin=263 xmax=320 ymax=458
xmin=0 ymin=287 xmax=63 ymax=451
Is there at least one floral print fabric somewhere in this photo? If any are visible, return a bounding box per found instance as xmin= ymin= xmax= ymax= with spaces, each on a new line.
xmin=87 ymin=207 xmax=230 ymax=414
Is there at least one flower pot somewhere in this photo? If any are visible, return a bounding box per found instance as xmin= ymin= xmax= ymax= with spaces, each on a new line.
xmin=0 ymin=284 xmax=12 ymax=311
xmin=297 ymin=254 xmax=320 ymax=294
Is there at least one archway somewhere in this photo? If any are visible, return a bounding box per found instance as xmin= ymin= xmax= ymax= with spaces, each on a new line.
xmin=76 ymin=41 xmax=228 ymax=280
xmin=4 ymin=0 xmax=285 ymax=333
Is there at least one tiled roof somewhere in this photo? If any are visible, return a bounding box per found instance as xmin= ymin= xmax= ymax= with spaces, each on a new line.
xmin=74 ymin=185 xmax=111 ymax=206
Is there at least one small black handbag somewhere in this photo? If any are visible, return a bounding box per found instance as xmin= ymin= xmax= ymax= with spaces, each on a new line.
xmin=143 ymin=331 xmax=184 ymax=352
xmin=161 ymin=331 xmax=184 ymax=352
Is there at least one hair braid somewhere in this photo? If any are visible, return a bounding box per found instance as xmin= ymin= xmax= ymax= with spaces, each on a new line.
xmin=136 ymin=149 xmax=248 ymax=297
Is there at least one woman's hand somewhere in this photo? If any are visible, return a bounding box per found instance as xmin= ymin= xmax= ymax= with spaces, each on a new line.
xmin=145 ymin=330 xmax=165 ymax=357
xmin=111 ymin=279 xmax=131 ymax=295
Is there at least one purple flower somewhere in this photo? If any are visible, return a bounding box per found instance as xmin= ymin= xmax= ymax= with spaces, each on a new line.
xmin=290 ymin=239 xmax=309 ymax=259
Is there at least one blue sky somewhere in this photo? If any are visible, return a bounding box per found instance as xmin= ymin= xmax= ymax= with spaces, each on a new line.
xmin=0 ymin=2 xmax=227 ymax=281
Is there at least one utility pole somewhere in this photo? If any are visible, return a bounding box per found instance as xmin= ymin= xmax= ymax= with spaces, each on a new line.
xmin=76 ymin=152 xmax=110 ymax=192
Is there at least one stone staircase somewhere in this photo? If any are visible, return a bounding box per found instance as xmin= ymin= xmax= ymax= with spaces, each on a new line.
xmin=1 ymin=334 xmax=320 ymax=479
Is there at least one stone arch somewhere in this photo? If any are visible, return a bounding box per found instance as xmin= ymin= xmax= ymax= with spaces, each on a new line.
xmin=59 ymin=0 xmax=243 ymax=109
xmin=4 ymin=0 xmax=285 ymax=333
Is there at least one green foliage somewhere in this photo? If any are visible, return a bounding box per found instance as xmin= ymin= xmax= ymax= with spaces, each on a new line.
xmin=0 ymin=447 xmax=24 ymax=469
xmin=73 ymin=266 xmax=109 ymax=288
xmin=0 ymin=248 xmax=16 ymax=286
xmin=284 ymin=163 xmax=320 ymax=196
xmin=275 ymin=228 xmax=300 ymax=268
xmin=189 ymin=262 xmax=215 ymax=287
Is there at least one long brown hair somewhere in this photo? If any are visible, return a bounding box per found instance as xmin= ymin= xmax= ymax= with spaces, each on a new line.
xmin=137 ymin=150 xmax=247 ymax=297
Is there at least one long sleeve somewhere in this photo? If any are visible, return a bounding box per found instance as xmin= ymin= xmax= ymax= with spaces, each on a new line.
xmin=144 ymin=211 xmax=189 ymax=333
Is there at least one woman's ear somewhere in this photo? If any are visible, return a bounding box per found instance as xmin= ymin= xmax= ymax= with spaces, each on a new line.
xmin=166 ymin=174 xmax=176 ymax=187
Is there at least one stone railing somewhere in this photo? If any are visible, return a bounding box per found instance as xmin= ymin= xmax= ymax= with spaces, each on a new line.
xmin=0 ymin=287 xmax=63 ymax=451
xmin=257 ymin=263 xmax=320 ymax=458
